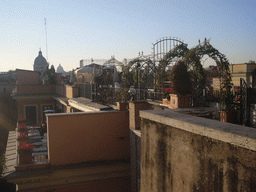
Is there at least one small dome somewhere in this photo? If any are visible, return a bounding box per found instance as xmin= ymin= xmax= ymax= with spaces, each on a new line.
xmin=57 ymin=64 xmax=65 ymax=73
xmin=34 ymin=49 xmax=48 ymax=72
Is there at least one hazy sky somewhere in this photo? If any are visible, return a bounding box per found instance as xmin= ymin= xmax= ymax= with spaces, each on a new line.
xmin=1 ymin=0 xmax=255 ymax=72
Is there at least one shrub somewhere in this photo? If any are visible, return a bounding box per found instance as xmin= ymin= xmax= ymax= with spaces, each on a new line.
xmin=169 ymin=60 xmax=192 ymax=95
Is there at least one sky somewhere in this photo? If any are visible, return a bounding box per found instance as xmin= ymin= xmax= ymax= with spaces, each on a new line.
xmin=1 ymin=0 xmax=255 ymax=72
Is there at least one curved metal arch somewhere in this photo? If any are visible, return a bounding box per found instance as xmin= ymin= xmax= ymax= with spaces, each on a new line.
xmin=152 ymin=37 xmax=184 ymax=46
xmin=128 ymin=58 xmax=154 ymax=71
xmin=159 ymin=38 xmax=232 ymax=107
xmin=152 ymin=37 xmax=185 ymax=64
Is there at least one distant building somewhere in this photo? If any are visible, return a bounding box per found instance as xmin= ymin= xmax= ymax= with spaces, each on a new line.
xmin=33 ymin=49 xmax=49 ymax=72
xmin=230 ymin=63 xmax=256 ymax=88
xmin=56 ymin=64 xmax=65 ymax=74
xmin=56 ymin=64 xmax=71 ymax=76
xmin=75 ymin=64 xmax=100 ymax=84
xmin=80 ymin=59 xmax=107 ymax=67
xmin=4 ymin=69 xmax=131 ymax=192
xmin=208 ymin=63 xmax=256 ymax=90
xmin=0 ymin=71 xmax=16 ymax=94
xmin=103 ymin=56 xmax=124 ymax=72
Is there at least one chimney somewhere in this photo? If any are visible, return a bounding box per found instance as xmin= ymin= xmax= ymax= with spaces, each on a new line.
xmin=129 ymin=101 xmax=151 ymax=130
xmin=80 ymin=60 xmax=83 ymax=68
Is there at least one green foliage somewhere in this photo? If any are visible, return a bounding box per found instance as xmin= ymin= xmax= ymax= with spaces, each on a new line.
xmin=94 ymin=75 xmax=103 ymax=85
xmin=114 ymin=88 xmax=130 ymax=102
xmin=195 ymin=39 xmax=233 ymax=110
xmin=161 ymin=38 xmax=232 ymax=108
xmin=120 ymin=65 xmax=134 ymax=88
xmin=220 ymin=70 xmax=234 ymax=110
xmin=94 ymin=70 xmax=113 ymax=86
xmin=162 ymin=88 xmax=172 ymax=100
xmin=170 ymin=60 xmax=192 ymax=95
xmin=205 ymin=66 xmax=219 ymax=78
xmin=155 ymin=59 xmax=168 ymax=92
xmin=154 ymin=44 xmax=190 ymax=92
xmin=96 ymin=87 xmax=114 ymax=105
xmin=45 ymin=65 xmax=56 ymax=84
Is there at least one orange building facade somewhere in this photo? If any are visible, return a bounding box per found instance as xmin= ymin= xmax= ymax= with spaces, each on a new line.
xmin=5 ymin=69 xmax=131 ymax=191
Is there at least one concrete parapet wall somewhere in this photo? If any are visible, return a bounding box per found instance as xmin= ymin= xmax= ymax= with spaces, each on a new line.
xmin=16 ymin=84 xmax=55 ymax=95
xmin=55 ymin=84 xmax=66 ymax=96
xmin=47 ymin=110 xmax=130 ymax=166
xmin=66 ymin=85 xmax=79 ymax=98
xmin=129 ymin=101 xmax=152 ymax=130
xmin=16 ymin=69 xmax=39 ymax=85
xmin=140 ymin=109 xmax=256 ymax=191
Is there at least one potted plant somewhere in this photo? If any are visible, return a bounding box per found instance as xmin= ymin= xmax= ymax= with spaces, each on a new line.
xmin=17 ymin=133 xmax=28 ymax=146
xmin=169 ymin=60 xmax=192 ymax=108
xmin=115 ymin=88 xmax=130 ymax=110
xmin=162 ymin=88 xmax=172 ymax=105
xmin=17 ymin=119 xmax=26 ymax=127
xmin=18 ymin=144 xmax=35 ymax=165
xmin=219 ymin=71 xmax=236 ymax=123
xmin=18 ymin=126 xmax=27 ymax=134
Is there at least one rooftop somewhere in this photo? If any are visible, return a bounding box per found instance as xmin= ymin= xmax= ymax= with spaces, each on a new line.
xmin=3 ymin=127 xmax=50 ymax=178
xmin=68 ymin=97 xmax=113 ymax=111
xmin=140 ymin=108 xmax=256 ymax=151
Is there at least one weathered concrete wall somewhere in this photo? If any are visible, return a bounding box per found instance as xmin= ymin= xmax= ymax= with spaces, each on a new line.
xmin=25 ymin=177 xmax=131 ymax=192
xmin=129 ymin=101 xmax=152 ymax=192
xmin=140 ymin=109 xmax=256 ymax=192
xmin=129 ymin=101 xmax=152 ymax=130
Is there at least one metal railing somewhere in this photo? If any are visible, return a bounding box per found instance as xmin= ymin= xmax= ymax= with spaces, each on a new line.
xmin=16 ymin=126 xmax=49 ymax=167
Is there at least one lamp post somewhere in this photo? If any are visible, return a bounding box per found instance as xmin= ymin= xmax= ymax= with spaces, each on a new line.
xmin=129 ymin=87 xmax=136 ymax=101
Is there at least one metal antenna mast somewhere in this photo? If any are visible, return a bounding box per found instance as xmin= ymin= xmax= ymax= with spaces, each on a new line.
xmin=44 ymin=18 xmax=48 ymax=61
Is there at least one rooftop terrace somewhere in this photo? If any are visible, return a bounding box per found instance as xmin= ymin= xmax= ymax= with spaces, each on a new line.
xmin=3 ymin=126 xmax=49 ymax=177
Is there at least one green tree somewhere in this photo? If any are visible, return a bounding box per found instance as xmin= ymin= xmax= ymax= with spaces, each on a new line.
xmin=120 ymin=64 xmax=134 ymax=88
xmin=170 ymin=60 xmax=192 ymax=95
xmin=161 ymin=38 xmax=232 ymax=108
xmin=45 ymin=65 xmax=56 ymax=84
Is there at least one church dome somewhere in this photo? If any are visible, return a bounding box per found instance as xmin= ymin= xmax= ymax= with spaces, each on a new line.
xmin=34 ymin=50 xmax=48 ymax=72
xmin=57 ymin=64 xmax=66 ymax=74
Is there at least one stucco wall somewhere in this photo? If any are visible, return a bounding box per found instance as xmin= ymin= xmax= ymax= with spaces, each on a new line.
xmin=230 ymin=63 xmax=256 ymax=74
xmin=55 ymin=85 xmax=66 ymax=96
xmin=17 ymin=98 xmax=55 ymax=125
xmin=65 ymin=85 xmax=79 ymax=98
xmin=140 ymin=110 xmax=256 ymax=192
xmin=47 ymin=111 xmax=130 ymax=166
xmin=16 ymin=70 xmax=39 ymax=85
xmin=16 ymin=84 xmax=55 ymax=95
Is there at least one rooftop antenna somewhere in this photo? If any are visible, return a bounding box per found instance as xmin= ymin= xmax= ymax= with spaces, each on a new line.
xmin=44 ymin=18 xmax=48 ymax=61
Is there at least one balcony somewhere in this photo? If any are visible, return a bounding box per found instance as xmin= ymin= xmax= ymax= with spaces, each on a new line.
xmin=15 ymin=126 xmax=50 ymax=171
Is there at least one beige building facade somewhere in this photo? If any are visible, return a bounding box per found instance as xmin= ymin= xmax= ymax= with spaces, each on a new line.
xmin=230 ymin=63 xmax=256 ymax=87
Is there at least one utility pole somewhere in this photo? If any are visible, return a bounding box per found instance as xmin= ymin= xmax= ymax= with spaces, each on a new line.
xmin=45 ymin=18 xmax=48 ymax=61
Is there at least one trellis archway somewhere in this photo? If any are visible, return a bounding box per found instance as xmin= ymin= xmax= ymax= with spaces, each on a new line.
xmin=126 ymin=57 xmax=154 ymax=89
xmin=162 ymin=38 xmax=232 ymax=107
xmin=126 ymin=37 xmax=187 ymax=90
